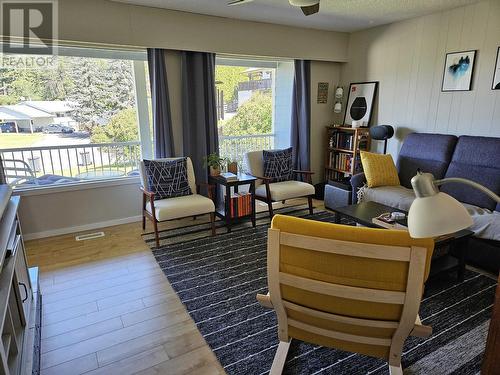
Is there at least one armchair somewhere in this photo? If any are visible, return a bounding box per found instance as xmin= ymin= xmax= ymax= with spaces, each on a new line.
xmin=243 ymin=150 xmax=315 ymax=218
xmin=257 ymin=215 xmax=435 ymax=374
xmin=139 ymin=157 xmax=216 ymax=248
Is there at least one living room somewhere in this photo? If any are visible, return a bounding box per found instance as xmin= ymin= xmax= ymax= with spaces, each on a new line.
xmin=0 ymin=0 xmax=499 ymax=374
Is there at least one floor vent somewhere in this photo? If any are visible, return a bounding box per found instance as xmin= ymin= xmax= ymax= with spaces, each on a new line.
xmin=75 ymin=232 xmax=105 ymax=241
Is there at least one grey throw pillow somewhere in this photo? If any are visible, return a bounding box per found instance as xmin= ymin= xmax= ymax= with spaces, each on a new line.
xmin=263 ymin=148 xmax=293 ymax=183
xmin=143 ymin=158 xmax=192 ymax=200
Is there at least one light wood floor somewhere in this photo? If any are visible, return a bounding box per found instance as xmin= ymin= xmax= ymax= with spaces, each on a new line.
xmin=25 ymin=198 xmax=318 ymax=375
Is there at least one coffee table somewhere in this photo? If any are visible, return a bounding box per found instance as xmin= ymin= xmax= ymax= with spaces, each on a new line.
xmin=331 ymin=201 xmax=474 ymax=281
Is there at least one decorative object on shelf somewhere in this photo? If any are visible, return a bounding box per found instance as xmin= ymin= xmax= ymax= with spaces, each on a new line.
xmin=204 ymin=153 xmax=227 ymax=177
xmin=343 ymin=81 xmax=378 ymax=127
xmin=408 ymin=171 xmax=500 ymax=238
xmin=369 ymin=125 xmax=394 ymax=154
xmin=442 ymin=50 xmax=477 ymax=92
xmin=324 ymin=126 xmax=371 ymax=182
xmin=317 ymin=82 xmax=329 ymax=104
xmin=333 ymin=85 xmax=343 ymax=113
xmin=493 ymin=47 xmax=500 ymax=90
xmin=227 ymin=160 xmax=238 ymax=174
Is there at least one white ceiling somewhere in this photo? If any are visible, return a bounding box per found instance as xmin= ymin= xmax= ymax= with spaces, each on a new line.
xmin=112 ymin=0 xmax=482 ymax=32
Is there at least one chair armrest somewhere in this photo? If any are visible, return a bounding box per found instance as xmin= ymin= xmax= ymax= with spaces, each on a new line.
xmin=256 ymin=293 xmax=273 ymax=309
xmin=252 ymin=175 xmax=272 ymax=184
xmin=350 ymin=172 xmax=366 ymax=203
xmin=293 ymin=170 xmax=314 ymax=175
xmin=293 ymin=170 xmax=314 ymax=183
xmin=140 ymin=187 xmax=155 ymax=200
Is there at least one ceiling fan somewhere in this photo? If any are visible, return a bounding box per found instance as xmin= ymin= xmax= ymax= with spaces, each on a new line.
xmin=227 ymin=0 xmax=320 ymax=16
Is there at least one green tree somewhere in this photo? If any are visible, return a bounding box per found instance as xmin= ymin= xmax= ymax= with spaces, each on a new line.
xmin=222 ymin=91 xmax=272 ymax=136
xmin=215 ymin=66 xmax=248 ymax=103
xmin=90 ymin=108 xmax=138 ymax=143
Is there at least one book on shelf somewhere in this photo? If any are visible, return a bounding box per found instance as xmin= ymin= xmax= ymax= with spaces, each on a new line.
xmin=220 ymin=172 xmax=238 ymax=181
xmin=228 ymin=193 xmax=252 ymax=218
xmin=372 ymin=213 xmax=407 ymax=230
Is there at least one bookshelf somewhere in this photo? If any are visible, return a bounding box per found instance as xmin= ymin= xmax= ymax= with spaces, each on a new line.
xmin=325 ymin=126 xmax=371 ymax=182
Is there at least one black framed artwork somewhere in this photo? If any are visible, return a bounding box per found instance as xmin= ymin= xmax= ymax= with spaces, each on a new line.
xmin=442 ymin=50 xmax=477 ymax=92
xmin=343 ymin=81 xmax=378 ymax=127
xmin=493 ymin=47 xmax=500 ymax=90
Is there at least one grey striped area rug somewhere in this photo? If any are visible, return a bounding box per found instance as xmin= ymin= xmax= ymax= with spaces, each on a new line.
xmin=147 ymin=209 xmax=497 ymax=375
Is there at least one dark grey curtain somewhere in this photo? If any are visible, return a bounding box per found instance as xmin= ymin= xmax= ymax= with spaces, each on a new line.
xmin=147 ymin=48 xmax=175 ymax=158
xmin=290 ymin=60 xmax=311 ymax=173
xmin=181 ymin=51 xmax=219 ymax=184
xmin=0 ymin=155 xmax=6 ymax=185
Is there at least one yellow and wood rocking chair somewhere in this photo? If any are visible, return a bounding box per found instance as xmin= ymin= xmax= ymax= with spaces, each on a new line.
xmin=257 ymin=215 xmax=435 ymax=375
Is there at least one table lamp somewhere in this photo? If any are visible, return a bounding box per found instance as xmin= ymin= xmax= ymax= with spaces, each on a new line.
xmin=408 ymin=171 xmax=500 ymax=238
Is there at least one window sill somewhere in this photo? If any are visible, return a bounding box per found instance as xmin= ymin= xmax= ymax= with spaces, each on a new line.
xmin=12 ymin=176 xmax=141 ymax=197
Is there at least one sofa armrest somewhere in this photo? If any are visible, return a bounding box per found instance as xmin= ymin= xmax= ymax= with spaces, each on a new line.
xmin=350 ymin=173 xmax=366 ymax=203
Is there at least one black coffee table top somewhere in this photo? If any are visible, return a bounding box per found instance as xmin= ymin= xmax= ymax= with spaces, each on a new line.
xmin=332 ymin=201 xmax=473 ymax=243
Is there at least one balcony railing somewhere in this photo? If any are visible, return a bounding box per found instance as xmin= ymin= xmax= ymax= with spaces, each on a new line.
xmin=219 ymin=134 xmax=275 ymax=169
xmin=0 ymin=141 xmax=141 ymax=188
xmin=238 ymin=79 xmax=272 ymax=91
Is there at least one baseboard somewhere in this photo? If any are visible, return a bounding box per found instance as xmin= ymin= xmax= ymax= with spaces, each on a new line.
xmin=23 ymin=215 xmax=143 ymax=240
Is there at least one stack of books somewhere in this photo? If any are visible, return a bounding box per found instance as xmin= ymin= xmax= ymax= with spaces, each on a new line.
xmin=220 ymin=172 xmax=238 ymax=181
xmin=372 ymin=213 xmax=407 ymax=230
xmin=228 ymin=193 xmax=252 ymax=218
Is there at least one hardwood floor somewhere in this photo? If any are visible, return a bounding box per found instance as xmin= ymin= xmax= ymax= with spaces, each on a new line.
xmin=25 ymin=199 xmax=317 ymax=375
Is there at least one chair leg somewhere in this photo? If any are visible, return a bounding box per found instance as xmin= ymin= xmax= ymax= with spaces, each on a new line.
xmin=307 ymin=196 xmax=313 ymax=215
xmin=210 ymin=212 xmax=216 ymax=236
xmin=153 ymin=220 xmax=160 ymax=248
xmin=270 ymin=340 xmax=291 ymax=375
xmin=389 ymin=364 xmax=403 ymax=375
xmin=267 ymin=200 xmax=274 ymax=218
xmin=142 ymin=214 xmax=146 ymax=230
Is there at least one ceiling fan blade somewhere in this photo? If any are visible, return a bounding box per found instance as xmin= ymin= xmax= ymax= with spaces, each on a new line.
xmin=227 ymin=0 xmax=254 ymax=6
xmin=301 ymin=3 xmax=319 ymax=15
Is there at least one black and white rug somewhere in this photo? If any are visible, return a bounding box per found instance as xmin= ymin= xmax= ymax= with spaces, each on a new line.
xmin=145 ymin=208 xmax=497 ymax=375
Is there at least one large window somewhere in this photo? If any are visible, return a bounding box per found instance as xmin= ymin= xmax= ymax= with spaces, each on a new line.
xmin=215 ymin=57 xmax=294 ymax=167
xmin=0 ymin=46 xmax=151 ymax=189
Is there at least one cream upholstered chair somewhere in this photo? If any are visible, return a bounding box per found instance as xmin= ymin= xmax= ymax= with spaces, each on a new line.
xmin=139 ymin=157 xmax=216 ymax=248
xmin=243 ymin=150 xmax=315 ymax=217
xmin=257 ymin=215 xmax=435 ymax=375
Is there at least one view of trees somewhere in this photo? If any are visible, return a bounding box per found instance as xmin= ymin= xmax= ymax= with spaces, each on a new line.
xmin=0 ymin=56 xmax=137 ymax=136
xmin=222 ymin=91 xmax=272 ymax=135
xmin=214 ymin=65 xmax=248 ymax=103
xmin=90 ymin=108 xmax=138 ymax=144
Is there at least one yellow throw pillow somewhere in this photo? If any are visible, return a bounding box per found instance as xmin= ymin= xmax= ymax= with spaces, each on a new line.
xmin=360 ymin=151 xmax=400 ymax=188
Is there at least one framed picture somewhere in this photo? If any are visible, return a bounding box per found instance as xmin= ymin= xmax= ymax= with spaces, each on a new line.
xmin=493 ymin=47 xmax=500 ymax=90
xmin=442 ymin=50 xmax=477 ymax=92
xmin=343 ymin=81 xmax=378 ymax=127
xmin=317 ymin=82 xmax=329 ymax=104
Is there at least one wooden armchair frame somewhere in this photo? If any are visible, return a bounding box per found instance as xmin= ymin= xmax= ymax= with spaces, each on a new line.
xmin=257 ymin=227 xmax=432 ymax=375
xmin=254 ymin=170 xmax=315 ymax=218
xmin=141 ymin=182 xmax=216 ymax=248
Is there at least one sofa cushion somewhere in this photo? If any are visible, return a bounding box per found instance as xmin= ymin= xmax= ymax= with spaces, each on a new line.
xmin=143 ymin=158 xmax=192 ymax=200
xmin=360 ymin=185 xmax=415 ymax=211
xmin=360 ymin=151 xmax=400 ymax=188
xmin=263 ymin=148 xmax=293 ymax=183
xmin=441 ymin=136 xmax=500 ymax=211
xmin=255 ymin=181 xmax=315 ymax=201
xmin=146 ymin=194 xmax=215 ymax=222
xmin=397 ymin=133 xmax=457 ymax=189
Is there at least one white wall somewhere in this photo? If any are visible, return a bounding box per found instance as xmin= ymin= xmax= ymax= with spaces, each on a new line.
xmin=338 ymin=0 xmax=500 ymax=157
xmin=57 ymin=0 xmax=349 ymax=62
xmin=311 ymin=61 xmax=342 ymax=184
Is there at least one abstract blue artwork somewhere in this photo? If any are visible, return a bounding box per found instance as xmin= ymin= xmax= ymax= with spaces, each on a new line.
xmin=442 ymin=50 xmax=476 ymax=91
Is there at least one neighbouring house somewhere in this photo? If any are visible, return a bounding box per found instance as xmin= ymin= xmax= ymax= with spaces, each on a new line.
xmin=21 ymin=100 xmax=78 ymax=129
xmin=237 ymin=67 xmax=273 ymax=106
xmin=0 ymin=104 xmax=54 ymax=133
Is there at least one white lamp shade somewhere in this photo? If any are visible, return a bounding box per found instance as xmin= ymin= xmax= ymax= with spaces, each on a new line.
xmin=408 ymin=192 xmax=473 ymax=238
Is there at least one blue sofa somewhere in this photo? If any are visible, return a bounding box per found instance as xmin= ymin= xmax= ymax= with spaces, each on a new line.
xmin=351 ymin=133 xmax=500 ymax=273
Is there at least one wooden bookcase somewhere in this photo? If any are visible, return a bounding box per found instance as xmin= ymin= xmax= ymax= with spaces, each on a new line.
xmin=324 ymin=126 xmax=371 ymax=182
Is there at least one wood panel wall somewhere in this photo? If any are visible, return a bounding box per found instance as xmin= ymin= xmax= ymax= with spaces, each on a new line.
xmin=338 ymin=0 xmax=500 ymax=157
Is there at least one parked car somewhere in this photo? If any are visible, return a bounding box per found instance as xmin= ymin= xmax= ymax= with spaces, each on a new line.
xmin=0 ymin=122 xmax=16 ymax=133
xmin=43 ymin=124 xmax=74 ymax=134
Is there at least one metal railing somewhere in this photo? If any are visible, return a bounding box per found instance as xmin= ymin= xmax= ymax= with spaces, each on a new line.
xmin=0 ymin=141 xmax=141 ymax=187
xmin=219 ymin=134 xmax=275 ymax=169
xmin=238 ymin=79 xmax=272 ymax=91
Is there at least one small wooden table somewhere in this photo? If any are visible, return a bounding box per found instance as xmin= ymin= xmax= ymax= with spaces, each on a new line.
xmin=331 ymin=201 xmax=474 ymax=281
xmin=209 ymin=173 xmax=257 ymax=233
